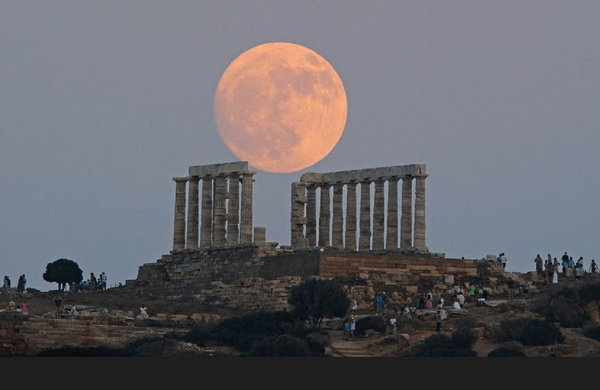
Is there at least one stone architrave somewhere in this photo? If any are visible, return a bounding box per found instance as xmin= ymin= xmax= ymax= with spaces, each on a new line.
xmin=386 ymin=177 xmax=399 ymax=249
xmin=240 ymin=172 xmax=254 ymax=244
xmin=400 ymin=176 xmax=413 ymax=249
xmin=413 ymin=175 xmax=428 ymax=252
xmin=372 ymin=179 xmax=385 ymax=250
xmin=345 ymin=181 xmax=358 ymax=251
xmin=359 ymin=181 xmax=371 ymax=251
xmin=186 ymin=176 xmax=200 ymax=250
xmin=332 ymin=183 xmax=344 ymax=249
xmin=172 ymin=177 xmax=188 ymax=252
xmin=200 ymin=176 xmax=213 ymax=248
xmin=213 ymin=175 xmax=227 ymax=247
xmin=318 ymin=184 xmax=331 ymax=247
xmin=305 ymin=184 xmax=317 ymax=247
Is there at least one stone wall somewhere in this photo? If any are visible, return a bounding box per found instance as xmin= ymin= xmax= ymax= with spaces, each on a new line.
xmin=0 ymin=312 xmax=198 ymax=357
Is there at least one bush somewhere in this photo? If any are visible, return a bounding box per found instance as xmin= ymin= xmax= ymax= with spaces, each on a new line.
xmin=355 ymin=315 xmax=385 ymax=336
xmin=288 ymin=278 xmax=350 ymax=327
xmin=488 ymin=347 xmax=526 ymax=357
xmin=490 ymin=318 xmax=530 ymax=343
xmin=582 ymin=324 xmax=600 ymax=342
xmin=519 ymin=319 xmax=565 ymax=346
xmin=450 ymin=327 xmax=477 ymax=350
xmin=248 ymin=334 xmax=312 ymax=357
xmin=404 ymin=330 xmax=477 ymax=357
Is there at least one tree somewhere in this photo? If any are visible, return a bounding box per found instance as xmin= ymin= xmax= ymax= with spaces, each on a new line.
xmin=288 ymin=278 xmax=350 ymax=327
xmin=43 ymin=258 xmax=83 ymax=291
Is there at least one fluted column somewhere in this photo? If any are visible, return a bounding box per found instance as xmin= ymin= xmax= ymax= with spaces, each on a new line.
xmin=200 ymin=176 xmax=213 ymax=248
xmin=213 ymin=175 xmax=227 ymax=247
xmin=290 ymin=182 xmax=307 ymax=248
xmin=372 ymin=179 xmax=385 ymax=250
xmin=359 ymin=181 xmax=371 ymax=251
xmin=226 ymin=173 xmax=240 ymax=245
xmin=306 ymin=184 xmax=317 ymax=247
xmin=318 ymin=184 xmax=331 ymax=247
xmin=386 ymin=177 xmax=399 ymax=249
xmin=345 ymin=181 xmax=357 ymax=251
xmin=172 ymin=177 xmax=188 ymax=252
xmin=400 ymin=176 xmax=413 ymax=249
xmin=186 ymin=176 xmax=200 ymax=250
xmin=332 ymin=183 xmax=344 ymax=249
xmin=240 ymin=172 xmax=254 ymax=244
xmin=413 ymin=175 xmax=428 ymax=252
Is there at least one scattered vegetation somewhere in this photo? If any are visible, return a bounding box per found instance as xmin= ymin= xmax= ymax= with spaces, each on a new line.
xmin=287 ymin=278 xmax=350 ymax=327
xmin=404 ymin=326 xmax=478 ymax=357
xmin=490 ymin=318 xmax=564 ymax=346
xmin=42 ymin=258 xmax=83 ymax=291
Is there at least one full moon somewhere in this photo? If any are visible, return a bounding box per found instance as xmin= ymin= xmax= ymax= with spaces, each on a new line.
xmin=214 ymin=42 xmax=348 ymax=173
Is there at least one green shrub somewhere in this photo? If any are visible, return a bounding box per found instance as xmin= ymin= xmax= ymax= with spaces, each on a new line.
xmin=488 ymin=347 xmax=526 ymax=357
xmin=404 ymin=331 xmax=477 ymax=357
xmin=519 ymin=319 xmax=565 ymax=346
xmin=450 ymin=327 xmax=477 ymax=350
xmin=248 ymin=334 xmax=312 ymax=357
xmin=490 ymin=318 xmax=530 ymax=343
xmin=582 ymin=324 xmax=600 ymax=342
xmin=355 ymin=315 xmax=385 ymax=336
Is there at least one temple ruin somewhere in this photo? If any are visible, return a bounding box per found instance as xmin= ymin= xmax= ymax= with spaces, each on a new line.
xmin=291 ymin=164 xmax=428 ymax=252
xmin=170 ymin=161 xmax=429 ymax=254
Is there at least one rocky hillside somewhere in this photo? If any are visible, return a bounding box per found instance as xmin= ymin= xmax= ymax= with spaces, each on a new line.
xmin=3 ymin=274 xmax=600 ymax=357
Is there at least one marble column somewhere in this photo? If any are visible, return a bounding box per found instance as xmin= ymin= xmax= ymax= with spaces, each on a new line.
xmin=332 ymin=183 xmax=344 ymax=249
xmin=227 ymin=173 xmax=240 ymax=245
xmin=386 ymin=177 xmax=399 ymax=249
xmin=186 ymin=176 xmax=200 ymax=250
xmin=240 ymin=172 xmax=254 ymax=244
xmin=345 ymin=181 xmax=358 ymax=251
xmin=372 ymin=179 xmax=385 ymax=250
xmin=172 ymin=177 xmax=188 ymax=252
xmin=318 ymin=184 xmax=331 ymax=247
xmin=290 ymin=182 xmax=307 ymax=248
xmin=413 ymin=175 xmax=428 ymax=252
xmin=400 ymin=176 xmax=413 ymax=249
xmin=359 ymin=181 xmax=371 ymax=251
xmin=213 ymin=175 xmax=227 ymax=247
xmin=200 ymin=176 xmax=213 ymax=248
xmin=306 ymin=184 xmax=317 ymax=247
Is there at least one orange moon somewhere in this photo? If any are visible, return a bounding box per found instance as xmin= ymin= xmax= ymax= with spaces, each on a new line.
xmin=214 ymin=42 xmax=348 ymax=173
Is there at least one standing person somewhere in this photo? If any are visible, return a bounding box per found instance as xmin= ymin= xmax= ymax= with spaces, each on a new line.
xmin=574 ymin=265 xmax=582 ymax=281
xmin=469 ymin=284 xmax=476 ymax=303
xmin=577 ymin=257 xmax=584 ymax=271
xmin=553 ymin=258 xmax=560 ymax=283
xmin=17 ymin=275 xmax=24 ymax=293
xmin=343 ymin=317 xmax=351 ymax=340
xmin=21 ymin=300 xmax=28 ymax=315
xmin=457 ymin=291 xmax=465 ymax=308
xmin=426 ymin=296 xmax=433 ymax=309
xmin=535 ymin=254 xmax=544 ymax=278
xmin=437 ymin=295 xmax=445 ymax=308
xmin=140 ymin=304 xmax=148 ymax=317
xmin=590 ymin=260 xmax=598 ymax=277
xmin=501 ymin=253 xmax=507 ymax=270
xmin=349 ymin=315 xmax=356 ymax=341
xmin=3 ymin=276 xmax=10 ymax=294
xmin=90 ymin=273 xmax=97 ymax=291
xmin=53 ymin=295 xmax=62 ymax=317
xmin=389 ymin=316 xmax=397 ymax=335
xmin=435 ymin=310 xmax=442 ymax=332
xmin=507 ymin=279 xmax=515 ymax=299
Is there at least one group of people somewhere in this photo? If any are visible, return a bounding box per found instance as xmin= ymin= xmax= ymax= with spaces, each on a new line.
xmin=2 ymin=274 xmax=27 ymax=294
xmin=535 ymin=252 xmax=597 ymax=284
xmin=73 ymin=272 xmax=108 ymax=292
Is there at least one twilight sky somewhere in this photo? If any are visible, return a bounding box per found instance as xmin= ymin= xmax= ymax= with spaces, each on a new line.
xmin=2 ymin=1 xmax=599 ymax=290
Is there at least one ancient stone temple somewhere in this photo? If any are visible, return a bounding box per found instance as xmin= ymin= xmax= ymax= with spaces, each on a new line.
xmin=290 ymin=164 xmax=428 ymax=252
xmin=171 ymin=161 xmax=263 ymax=252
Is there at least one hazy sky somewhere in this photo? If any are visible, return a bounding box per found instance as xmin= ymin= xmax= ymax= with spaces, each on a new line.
xmin=2 ymin=1 xmax=599 ymax=290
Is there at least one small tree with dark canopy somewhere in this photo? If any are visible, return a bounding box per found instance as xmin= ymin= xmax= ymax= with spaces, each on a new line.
xmin=288 ymin=278 xmax=350 ymax=327
xmin=43 ymin=258 xmax=83 ymax=291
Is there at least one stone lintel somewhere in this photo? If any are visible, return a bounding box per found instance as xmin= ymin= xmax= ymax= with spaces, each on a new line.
xmin=188 ymin=161 xmax=249 ymax=177
xmin=300 ymin=164 xmax=426 ymax=184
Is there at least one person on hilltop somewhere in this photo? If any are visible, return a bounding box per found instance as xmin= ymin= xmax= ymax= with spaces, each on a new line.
xmin=553 ymin=258 xmax=560 ymax=283
xmin=590 ymin=259 xmax=598 ymax=277
xmin=53 ymin=295 xmax=62 ymax=317
xmin=535 ymin=254 xmax=544 ymax=278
